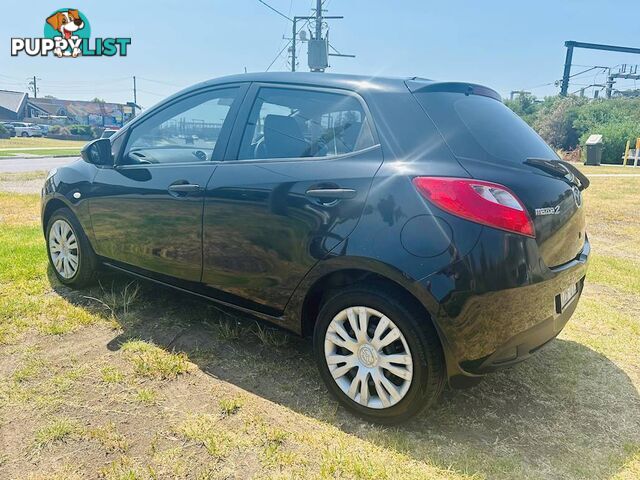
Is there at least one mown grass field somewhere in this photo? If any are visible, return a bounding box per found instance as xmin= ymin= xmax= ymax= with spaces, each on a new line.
xmin=0 ymin=138 xmax=87 ymax=149
xmin=0 ymin=137 xmax=85 ymax=158
xmin=0 ymin=166 xmax=638 ymax=479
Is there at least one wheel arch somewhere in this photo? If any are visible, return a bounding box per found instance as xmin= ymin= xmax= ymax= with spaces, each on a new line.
xmin=291 ymin=260 xmax=446 ymax=349
xmin=42 ymin=197 xmax=72 ymax=234
xmin=291 ymin=262 xmax=461 ymax=382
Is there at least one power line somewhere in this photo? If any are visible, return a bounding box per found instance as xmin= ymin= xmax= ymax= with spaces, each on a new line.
xmin=42 ymin=77 xmax=130 ymax=86
xmin=522 ymin=65 xmax=609 ymax=91
xmin=256 ymin=0 xmax=292 ymax=21
xmin=266 ymin=14 xmax=314 ymax=71
xmin=266 ymin=38 xmax=294 ymax=71
xmin=569 ymin=66 xmax=606 ymax=79
xmin=137 ymin=89 xmax=165 ymax=97
xmin=260 ymin=0 xmax=351 ymax=72
xmin=137 ymin=77 xmax=184 ymax=88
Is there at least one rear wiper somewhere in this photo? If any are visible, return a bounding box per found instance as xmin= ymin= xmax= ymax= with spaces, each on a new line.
xmin=558 ymin=160 xmax=590 ymax=190
xmin=524 ymin=158 xmax=590 ymax=190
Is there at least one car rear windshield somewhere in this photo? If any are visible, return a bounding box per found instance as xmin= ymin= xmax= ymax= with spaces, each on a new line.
xmin=413 ymin=92 xmax=557 ymax=165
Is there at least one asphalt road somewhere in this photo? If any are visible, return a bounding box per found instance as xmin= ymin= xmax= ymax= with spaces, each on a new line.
xmin=0 ymin=156 xmax=79 ymax=173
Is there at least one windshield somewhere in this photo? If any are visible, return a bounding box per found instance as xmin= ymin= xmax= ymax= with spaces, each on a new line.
xmin=413 ymin=92 xmax=557 ymax=165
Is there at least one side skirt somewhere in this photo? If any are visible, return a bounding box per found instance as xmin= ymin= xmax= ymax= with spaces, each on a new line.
xmin=102 ymin=261 xmax=288 ymax=329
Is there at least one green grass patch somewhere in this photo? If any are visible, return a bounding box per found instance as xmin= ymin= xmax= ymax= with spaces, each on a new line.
xmin=100 ymin=366 xmax=125 ymax=384
xmin=219 ymin=395 xmax=244 ymax=416
xmin=0 ymin=149 xmax=80 ymax=157
xmin=133 ymin=388 xmax=158 ymax=405
xmin=0 ymin=137 xmax=86 ymax=149
xmin=87 ymin=422 xmax=129 ymax=453
xmin=175 ymin=414 xmax=240 ymax=458
xmin=12 ymin=357 xmax=47 ymax=383
xmin=0 ymin=209 xmax=103 ymax=344
xmin=588 ymin=254 xmax=640 ymax=294
xmin=33 ymin=418 xmax=82 ymax=449
xmin=121 ymin=340 xmax=192 ymax=379
xmin=99 ymin=456 xmax=144 ymax=480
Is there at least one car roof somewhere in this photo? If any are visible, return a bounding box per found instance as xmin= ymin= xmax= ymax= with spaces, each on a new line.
xmin=189 ymin=72 xmax=433 ymax=94
xmin=128 ymin=72 xmax=501 ymax=129
xmin=177 ymin=72 xmax=500 ymax=100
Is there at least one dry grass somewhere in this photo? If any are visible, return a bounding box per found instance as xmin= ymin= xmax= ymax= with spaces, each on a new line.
xmin=0 ymin=172 xmax=638 ymax=479
xmin=33 ymin=418 xmax=82 ymax=450
xmin=120 ymin=340 xmax=193 ymax=379
xmin=577 ymin=164 xmax=640 ymax=175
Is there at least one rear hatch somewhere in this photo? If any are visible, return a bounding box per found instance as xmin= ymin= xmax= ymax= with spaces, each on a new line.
xmin=408 ymin=81 xmax=587 ymax=268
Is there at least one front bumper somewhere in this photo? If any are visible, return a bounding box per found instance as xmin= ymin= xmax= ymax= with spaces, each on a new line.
xmin=419 ymin=229 xmax=590 ymax=381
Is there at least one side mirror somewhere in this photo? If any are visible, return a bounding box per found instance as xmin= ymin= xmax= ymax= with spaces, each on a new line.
xmin=81 ymin=138 xmax=113 ymax=166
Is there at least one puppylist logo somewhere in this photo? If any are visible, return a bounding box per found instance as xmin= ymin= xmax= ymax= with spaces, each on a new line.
xmin=11 ymin=8 xmax=131 ymax=58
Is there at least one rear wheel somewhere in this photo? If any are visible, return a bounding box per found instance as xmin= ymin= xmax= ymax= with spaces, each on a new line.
xmin=46 ymin=208 xmax=98 ymax=287
xmin=313 ymin=285 xmax=445 ymax=424
xmin=21 ymin=132 xmax=28 ymax=137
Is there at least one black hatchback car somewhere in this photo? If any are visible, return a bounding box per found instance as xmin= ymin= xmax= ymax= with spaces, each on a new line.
xmin=42 ymin=72 xmax=589 ymax=423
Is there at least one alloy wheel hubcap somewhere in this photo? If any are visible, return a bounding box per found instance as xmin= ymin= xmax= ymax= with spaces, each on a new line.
xmin=49 ymin=219 xmax=79 ymax=279
xmin=324 ymin=306 xmax=413 ymax=409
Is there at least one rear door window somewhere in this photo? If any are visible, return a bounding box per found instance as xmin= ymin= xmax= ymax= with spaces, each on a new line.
xmin=413 ymin=92 xmax=557 ymax=164
xmin=237 ymin=87 xmax=375 ymax=160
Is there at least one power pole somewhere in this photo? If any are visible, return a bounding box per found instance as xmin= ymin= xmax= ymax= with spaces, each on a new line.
xmin=605 ymin=70 xmax=615 ymax=99
xmin=291 ymin=19 xmax=296 ymax=72
xmin=290 ymin=16 xmax=312 ymax=71
xmin=560 ymin=41 xmax=640 ymax=96
xmin=315 ymin=0 xmax=322 ymax=47
xmin=28 ymin=76 xmax=40 ymax=98
xmin=132 ymin=76 xmax=137 ymax=117
xmin=264 ymin=0 xmax=353 ymax=72
xmin=308 ymin=0 xmax=328 ymax=72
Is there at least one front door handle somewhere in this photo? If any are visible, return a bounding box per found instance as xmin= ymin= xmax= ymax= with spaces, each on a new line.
xmin=168 ymin=183 xmax=201 ymax=195
xmin=305 ymin=188 xmax=357 ymax=200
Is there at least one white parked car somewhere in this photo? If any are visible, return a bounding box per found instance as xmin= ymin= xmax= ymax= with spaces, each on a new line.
xmin=11 ymin=122 xmax=43 ymax=137
xmin=100 ymin=129 xmax=119 ymax=139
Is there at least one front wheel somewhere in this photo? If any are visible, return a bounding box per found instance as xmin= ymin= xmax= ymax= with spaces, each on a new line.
xmin=46 ymin=208 xmax=98 ymax=287
xmin=313 ymin=285 xmax=445 ymax=424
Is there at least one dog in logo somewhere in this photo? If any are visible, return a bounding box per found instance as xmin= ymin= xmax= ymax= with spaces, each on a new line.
xmin=46 ymin=9 xmax=84 ymax=57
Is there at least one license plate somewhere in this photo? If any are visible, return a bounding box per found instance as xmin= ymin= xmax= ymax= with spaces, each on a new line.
xmin=559 ymin=283 xmax=579 ymax=310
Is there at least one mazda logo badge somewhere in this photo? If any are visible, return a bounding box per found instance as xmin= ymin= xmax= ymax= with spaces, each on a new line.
xmin=572 ymin=186 xmax=582 ymax=208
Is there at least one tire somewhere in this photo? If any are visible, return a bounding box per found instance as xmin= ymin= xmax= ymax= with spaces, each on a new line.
xmin=313 ymin=284 xmax=445 ymax=424
xmin=46 ymin=207 xmax=98 ymax=287
xmin=21 ymin=132 xmax=28 ymax=137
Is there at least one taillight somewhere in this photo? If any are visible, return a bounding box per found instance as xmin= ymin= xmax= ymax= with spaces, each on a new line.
xmin=412 ymin=177 xmax=535 ymax=238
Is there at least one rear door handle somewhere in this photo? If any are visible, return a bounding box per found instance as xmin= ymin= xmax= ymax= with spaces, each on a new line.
xmin=305 ymin=188 xmax=357 ymax=200
xmin=168 ymin=183 xmax=201 ymax=194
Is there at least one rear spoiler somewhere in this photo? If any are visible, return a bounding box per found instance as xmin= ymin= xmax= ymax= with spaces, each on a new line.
xmin=405 ymin=80 xmax=502 ymax=102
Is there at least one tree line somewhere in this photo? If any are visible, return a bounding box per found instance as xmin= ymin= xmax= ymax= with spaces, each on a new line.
xmin=505 ymin=94 xmax=640 ymax=164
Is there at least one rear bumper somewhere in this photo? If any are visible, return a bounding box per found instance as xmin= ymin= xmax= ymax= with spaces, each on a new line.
xmin=418 ymin=229 xmax=590 ymax=382
xmin=459 ymin=274 xmax=584 ymax=374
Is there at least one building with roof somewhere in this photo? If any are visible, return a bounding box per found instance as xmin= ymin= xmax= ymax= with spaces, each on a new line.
xmin=0 ymin=89 xmax=131 ymax=127
xmin=0 ymin=90 xmax=28 ymax=121
xmin=26 ymin=97 xmax=132 ymax=127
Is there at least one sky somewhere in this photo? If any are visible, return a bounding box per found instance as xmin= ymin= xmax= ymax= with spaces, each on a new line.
xmin=1 ymin=0 xmax=639 ymax=110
